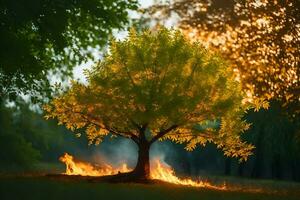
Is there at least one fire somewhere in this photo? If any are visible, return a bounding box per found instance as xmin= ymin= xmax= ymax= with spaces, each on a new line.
xmin=59 ymin=153 xmax=226 ymax=189
xmin=150 ymin=158 xmax=225 ymax=189
xmin=59 ymin=153 xmax=130 ymax=176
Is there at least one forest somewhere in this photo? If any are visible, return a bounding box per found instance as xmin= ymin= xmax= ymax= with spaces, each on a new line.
xmin=0 ymin=0 xmax=299 ymax=200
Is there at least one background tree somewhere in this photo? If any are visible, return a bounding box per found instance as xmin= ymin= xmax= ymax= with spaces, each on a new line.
xmin=242 ymin=102 xmax=300 ymax=180
xmin=0 ymin=103 xmax=40 ymax=170
xmin=0 ymin=0 xmax=138 ymax=102
xmin=44 ymin=28 xmax=256 ymax=181
xmin=0 ymin=99 xmax=90 ymax=172
xmin=146 ymin=1 xmax=300 ymax=180
xmin=147 ymin=0 xmax=299 ymax=114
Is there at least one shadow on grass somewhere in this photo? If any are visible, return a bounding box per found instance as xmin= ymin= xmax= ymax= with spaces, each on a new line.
xmin=0 ymin=174 xmax=299 ymax=200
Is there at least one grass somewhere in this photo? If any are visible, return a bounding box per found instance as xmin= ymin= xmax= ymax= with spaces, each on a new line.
xmin=0 ymin=175 xmax=299 ymax=200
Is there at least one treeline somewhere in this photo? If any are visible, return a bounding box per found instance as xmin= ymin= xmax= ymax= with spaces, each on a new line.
xmin=0 ymin=100 xmax=135 ymax=172
xmin=1 ymin=100 xmax=299 ymax=181
xmin=0 ymin=100 xmax=91 ymax=172
xmin=164 ymin=101 xmax=300 ymax=182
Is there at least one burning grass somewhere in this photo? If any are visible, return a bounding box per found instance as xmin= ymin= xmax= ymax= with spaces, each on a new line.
xmin=56 ymin=152 xmax=300 ymax=195
xmin=1 ymin=157 xmax=300 ymax=200
xmin=59 ymin=153 xmax=131 ymax=177
xmin=59 ymin=152 xmax=226 ymax=190
xmin=1 ymin=152 xmax=293 ymax=200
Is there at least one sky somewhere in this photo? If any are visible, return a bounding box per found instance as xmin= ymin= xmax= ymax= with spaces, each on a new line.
xmin=72 ymin=0 xmax=154 ymax=82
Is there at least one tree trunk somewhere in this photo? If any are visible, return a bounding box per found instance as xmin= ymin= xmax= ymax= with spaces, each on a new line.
xmin=251 ymin=129 xmax=264 ymax=178
xmin=224 ymin=157 xmax=231 ymax=175
xmin=291 ymin=159 xmax=300 ymax=182
xmin=271 ymin=154 xmax=282 ymax=179
xmin=132 ymin=142 xmax=150 ymax=180
xmin=238 ymin=162 xmax=245 ymax=177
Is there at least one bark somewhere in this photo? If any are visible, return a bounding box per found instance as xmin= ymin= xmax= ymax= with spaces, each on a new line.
xmin=126 ymin=124 xmax=176 ymax=181
xmin=131 ymin=141 xmax=150 ymax=180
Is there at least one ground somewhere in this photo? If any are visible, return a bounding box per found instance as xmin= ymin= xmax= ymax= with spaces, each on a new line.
xmin=0 ymin=175 xmax=299 ymax=200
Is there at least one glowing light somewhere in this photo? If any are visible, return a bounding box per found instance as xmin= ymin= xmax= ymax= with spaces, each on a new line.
xmin=150 ymin=158 xmax=226 ymax=189
xmin=59 ymin=153 xmax=130 ymax=176
xmin=59 ymin=153 xmax=226 ymax=190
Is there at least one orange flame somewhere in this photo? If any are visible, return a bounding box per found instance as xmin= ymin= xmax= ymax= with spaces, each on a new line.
xmin=59 ymin=153 xmax=130 ymax=176
xmin=150 ymin=158 xmax=225 ymax=189
xmin=59 ymin=153 xmax=226 ymax=189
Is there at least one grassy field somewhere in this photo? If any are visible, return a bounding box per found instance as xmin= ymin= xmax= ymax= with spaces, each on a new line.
xmin=0 ymin=175 xmax=299 ymax=200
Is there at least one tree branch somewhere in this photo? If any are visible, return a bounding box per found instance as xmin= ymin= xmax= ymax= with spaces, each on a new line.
xmin=71 ymin=110 xmax=140 ymax=144
xmin=150 ymin=124 xmax=178 ymax=144
xmin=106 ymin=127 xmax=140 ymax=144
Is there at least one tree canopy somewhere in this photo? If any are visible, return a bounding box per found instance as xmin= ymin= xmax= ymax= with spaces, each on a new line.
xmin=147 ymin=0 xmax=299 ymax=113
xmin=0 ymin=0 xmax=138 ymax=101
xmin=45 ymin=28 xmax=256 ymax=162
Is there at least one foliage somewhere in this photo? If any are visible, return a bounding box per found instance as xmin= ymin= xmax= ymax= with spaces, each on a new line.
xmin=147 ymin=0 xmax=299 ymax=113
xmin=0 ymin=100 xmax=90 ymax=170
xmin=243 ymin=101 xmax=300 ymax=179
xmin=0 ymin=103 xmax=40 ymax=169
xmin=45 ymin=28 xmax=257 ymax=161
xmin=0 ymin=0 xmax=138 ymax=101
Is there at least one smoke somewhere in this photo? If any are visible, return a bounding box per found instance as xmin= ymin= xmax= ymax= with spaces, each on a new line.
xmin=150 ymin=142 xmax=175 ymax=162
xmin=61 ymin=132 xmax=238 ymax=178
xmin=64 ymin=135 xmax=226 ymax=178
xmin=80 ymin=137 xmax=176 ymax=169
xmin=89 ymin=138 xmax=137 ymax=168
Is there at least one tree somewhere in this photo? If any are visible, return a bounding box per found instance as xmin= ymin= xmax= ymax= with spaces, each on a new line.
xmin=0 ymin=0 xmax=138 ymax=101
xmin=147 ymin=0 xmax=299 ymax=114
xmin=44 ymin=28 xmax=256 ymax=180
xmin=0 ymin=102 xmax=40 ymax=170
xmin=0 ymin=98 xmax=95 ymax=171
xmin=243 ymin=101 xmax=300 ymax=179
